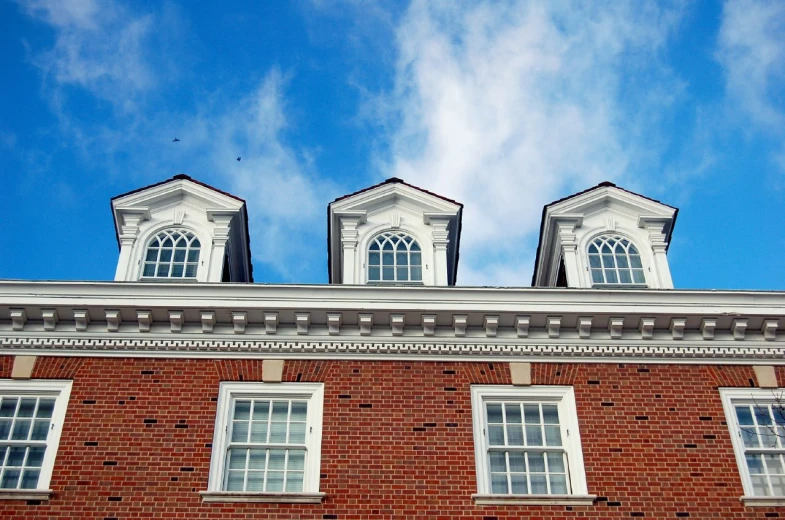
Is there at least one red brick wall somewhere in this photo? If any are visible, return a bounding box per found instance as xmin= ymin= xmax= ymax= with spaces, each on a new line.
xmin=0 ymin=356 xmax=779 ymax=519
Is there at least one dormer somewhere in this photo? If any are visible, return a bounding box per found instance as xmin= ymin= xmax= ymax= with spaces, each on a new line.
xmin=328 ymin=178 xmax=463 ymax=286
xmin=111 ymin=174 xmax=253 ymax=283
xmin=532 ymin=182 xmax=678 ymax=289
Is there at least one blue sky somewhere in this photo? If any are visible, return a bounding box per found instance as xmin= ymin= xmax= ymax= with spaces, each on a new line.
xmin=1 ymin=0 xmax=784 ymax=289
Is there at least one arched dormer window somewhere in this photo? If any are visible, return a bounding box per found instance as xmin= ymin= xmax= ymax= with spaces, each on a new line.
xmin=368 ymin=232 xmax=422 ymax=283
xmin=587 ymin=235 xmax=645 ymax=286
xmin=141 ymin=229 xmax=201 ymax=279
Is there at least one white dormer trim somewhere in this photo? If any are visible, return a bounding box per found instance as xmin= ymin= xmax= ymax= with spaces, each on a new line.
xmin=111 ymin=176 xmax=251 ymax=283
xmin=533 ymin=183 xmax=676 ymax=289
xmin=328 ymin=179 xmax=462 ymax=286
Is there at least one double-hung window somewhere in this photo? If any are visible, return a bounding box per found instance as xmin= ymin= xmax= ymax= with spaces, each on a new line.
xmin=203 ymin=382 xmax=325 ymax=503
xmin=720 ymin=388 xmax=785 ymax=506
xmin=470 ymin=385 xmax=593 ymax=505
xmin=0 ymin=380 xmax=72 ymax=499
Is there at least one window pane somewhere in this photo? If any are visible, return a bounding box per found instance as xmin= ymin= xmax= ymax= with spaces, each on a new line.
xmin=26 ymin=447 xmax=46 ymax=468
xmin=751 ymin=475 xmax=768 ymax=496
xmin=30 ymin=420 xmax=49 ymax=441
xmin=756 ymin=407 xmax=773 ymax=426
xmin=410 ymin=252 xmax=421 ymax=266
xmin=368 ymin=267 xmax=380 ymax=281
xmin=489 ymin=452 xmax=506 ymax=472
xmin=542 ymin=405 xmax=559 ymax=424
xmin=250 ymin=422 xmax=268 ymax=443
xmin=526 ymin=426 xmax=543 ymax=446
xmin=616 ymin=254 xmax=629 ymax=268
xmin=528 ymin=452 xmax=545 ymax=472
xmin=605 ymin=270 xmax=618 ymax=283
xmin=271 ymin=402 xmax=289 ymax=421
xmin=487 ymin=404 xmax=503 ymax=423
xmin=234 ymin=401 xmax=251 ymax=420
xmin=156 ymin=264 xmax=169 ymax=277
xmin=601 ymin=254 xmax=614 ymax=268
xmin=396 ymin=267 xmax=408 ymax=281
xmin=410 ymin=267 xmax=422 ymax=281
xmin=174 ymin=250 xmax=186 ymax=262
xmin=268 ymin=450 xmax=286 ymax=470
xmin=530 ymin=474 xmax=547 ymax=494
xmin=396 ymin=252 xmax=408 ymax=266
xmin=289 ymin=422 xmax=306 ymax=444
xmin=549 ymin=474 xmax=568 ymax=494
xmin=488 ymin=425 xmax=505 ymax=446
xmin=505 ymin=404 xmax=522 ymax=424
xmin=145 ymin=248 xmax=158 ymax=261
xmin=772 ymin=476 xmax=785 ymax=496
xmin=591 ymin=270 xmax=604 ymax=283
xmin=523 ymin=405 xmax=540 ymax=424
xmin=20 ymin=469 xmax=40 ymax=490
xmin=765 ymin=454 xmax=784 ymax=474
xmin=368 ymin=252 xmax=380 ymax=266
xmin=601 ymin=244 xmax=612 ymax=254
xmin=369 ymin=241 xmax=380 ymax=251
xmin=171 ymin=264 xmax=184 ymax=277
xmin=1 ymin=469 xmax=20 ymax=489
xmin=226 ymin=470 xmax=244 ymax=491
xmin=588 ymin=255 xmax=601 ymax=268
xmin=231 ymin=422 xmax=249 ymax=442
xmin=187 ymin=249 xmax=200 ymax=262
xmin=290 ymin=402 xmax=307 ymax=421
xmin=506 ymin=425 xmax=523 ymax=446
xmin=630 ymin=255 xmax=643 ymax=268
xmin=382 ymin=241 xmax=393 ymax=251
xmin=161 ymin=237 xmax=173 ymax=247
xmin=491 ymin=474 xmax=508 ymax=494
xmin=286 ymin=472 xmax=304 ymax=492
xmin=246 ymin=471 xmax=264 ymax=492
xmin=509 ymin=452 xmax=525 ymax=473
xmin=248 ymin=450 xmax=265 ymax=470
xmin=619 ymin=270 xmax=632 ymax=284
xmin=382 ymin=252 xmax=394 ymax=266
xmin=7 ymin=447 xmax=26 ymax=466
xmin=252 ymin=401 xmax=270 ymax=421
xmin=160 ymin=249 xmax=172 ymax=262
xmin=510 ymin=474 xmax=527 ymax=494
xmin=382 ymin=267 xmax=394 ymax=281
xmin=228 ymin=449 xmax=246 ymax=469
xmin=545 ymin=426 xmax=562 ymax=447
xmin=411 ymin=242 xmax=421 ymax=252
xmin=266 ymin=471 xmax=284 ymax=492
xmin=736 ymin=406 xmax=754 ymax=425
xmin=143 ymin=263 xmax=156 ymax=276
xmin=742 ymin=427 xmax=760 ymax=448
xmin=185 ymin=264 xmax=198 ymax=277
xmin=547 ymin=452 xmax=565 ymax=473
xmin=588 ymin=243 xmax=598 ymax=254
xmin=18 ymin=399 xmax=36 ymax=418
xmin=289 ymin=450 xmax=305 ymax=471
xmin=37 ymin=400 xmax=55 ymax=419
xmin=0 ymin=420 xmax=10 ymax=440
xmin=269 ymin=422 xmax=287 ymax=443
xmin=11 ymin=420 xmax=31 ymax=440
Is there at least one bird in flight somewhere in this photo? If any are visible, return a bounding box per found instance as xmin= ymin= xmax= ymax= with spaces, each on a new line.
xmin=172 ymin=138 xmax=180 ymax=142
xmin=236 ymin=157 xmax=241 ymax=162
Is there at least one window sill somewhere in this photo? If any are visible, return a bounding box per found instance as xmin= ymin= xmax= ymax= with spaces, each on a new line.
xmin=199 ymin=491 xmax=326 ymax=504
xmin=472 ymin=494 xmax=596 ymax=506
xmin=741 ymin=496 xmax=785 ymax=507
xmin=0 ymin=489 xmax=53 ymax=501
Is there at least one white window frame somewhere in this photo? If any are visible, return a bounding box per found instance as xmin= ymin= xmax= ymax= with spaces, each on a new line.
xmin=202 ymin=382 xmax=325 ymax=503
xmin=720 ymin=388 xmax=785 ymax=507
xmin=366 ymin=231 xmax=424 ymax=284
xmin=586 ymin=234 xmax=647 ymax=287
xmin=0 ymin=380 xmax=72 ymax=500
xmin=139 ymin=227 xmax=202 ymax=280
xmin=470 ymin=385 xmax=594 ymax=505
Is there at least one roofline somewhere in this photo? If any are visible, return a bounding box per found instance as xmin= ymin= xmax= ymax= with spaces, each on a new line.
xmin=531 ymin=182 xmax=679 ymax=286
xmin=327 ymin=178 xmax=464 ymax=284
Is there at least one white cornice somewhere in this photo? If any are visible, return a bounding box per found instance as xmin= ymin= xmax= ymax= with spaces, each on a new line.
xmin=0 ymin=281 xmax=783 ymax=362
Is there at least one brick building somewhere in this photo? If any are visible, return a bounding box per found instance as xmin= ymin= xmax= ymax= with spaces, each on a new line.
xmin=0 ymin=175 xmax=783 ymax=519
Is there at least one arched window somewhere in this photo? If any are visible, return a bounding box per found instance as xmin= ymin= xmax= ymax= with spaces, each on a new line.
xmin=368 ymin=232 xmax=422 ymax=283
xmin=587 ymin=235 xmax=645 ymax=285
xmin=141 ymin=229 xmax=201 ymax=279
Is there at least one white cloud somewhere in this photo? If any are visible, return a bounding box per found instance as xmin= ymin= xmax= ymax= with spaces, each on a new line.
xmin=375 ymin=1 xmax=685 ymax=285
xmin=717 ymin=0 xmax=785 ymax=130
xmin=18 ymin=0 xmax=156 ymax=111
